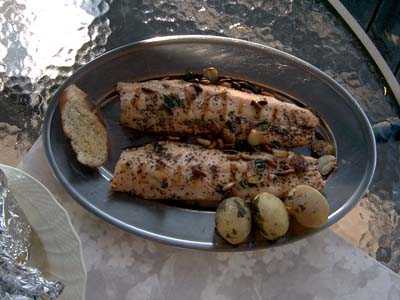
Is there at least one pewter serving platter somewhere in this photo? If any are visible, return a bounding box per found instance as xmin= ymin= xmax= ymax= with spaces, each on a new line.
xmin=43 ymin=35 xmax=376 ymax=250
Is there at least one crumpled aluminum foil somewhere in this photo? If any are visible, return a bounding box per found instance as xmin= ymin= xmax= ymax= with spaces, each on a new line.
xmin=0 ymin=173 xmax=31 ymax=264
xmin=0 ymin=167 xmax=7 ymax=233
xmin=0 ymin=168 xmax=64 ymax=299
xmin=0 ymin=251 xmax=64 ymax=299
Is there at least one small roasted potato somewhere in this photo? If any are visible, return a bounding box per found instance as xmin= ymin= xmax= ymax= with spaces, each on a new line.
xmin=286 ymin=185 xmax=329 ymax=228
xmin=252 ymin=192 xmax=289 ymax=240
xmin=215 ymin=197 xmax=252 ymax=245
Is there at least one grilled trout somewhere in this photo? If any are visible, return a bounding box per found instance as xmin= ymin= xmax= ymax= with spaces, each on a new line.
xmin=111 ymin=142 xmax=325 ymax=204
xmin=118 ymin=80 xmax=319 ymax=148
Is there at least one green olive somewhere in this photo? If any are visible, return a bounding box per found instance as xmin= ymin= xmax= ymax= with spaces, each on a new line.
xmin=203 ymin=67 xmax=219 ymax=84
xmin=318 ymin=155 xmax=336 ymax=176
xmin=215 ymin=197 xmax=252 ymax=245
xmin=252 ymin=192 xmax=289 ymax=240
xmin=286 ymin=185 xmax=329 ymax=228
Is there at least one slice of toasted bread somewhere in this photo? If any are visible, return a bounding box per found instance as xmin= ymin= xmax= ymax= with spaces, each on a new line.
xmin=60 ymin=84 xmax=108 ymax=167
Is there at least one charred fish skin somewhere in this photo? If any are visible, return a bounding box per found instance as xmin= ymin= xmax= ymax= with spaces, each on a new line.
xmin=111 ymin=142 xmax=325 ymax=204
xmin=118 ymin=80 xmax=319 ymax=148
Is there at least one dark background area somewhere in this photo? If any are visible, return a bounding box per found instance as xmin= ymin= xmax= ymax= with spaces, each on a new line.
xmin=342 ymin=0 xmax=400 ymax=81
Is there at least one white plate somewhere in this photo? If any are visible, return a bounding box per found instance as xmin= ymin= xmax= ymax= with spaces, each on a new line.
xmin=1 ymin=164 xmax=86 ymax=300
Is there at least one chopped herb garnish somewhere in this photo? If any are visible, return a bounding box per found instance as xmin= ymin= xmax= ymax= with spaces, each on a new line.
xmin=233 ymin=199 xmax=247 ymax=218
xmin=239 ymin=179 xmax=250 ymax=189
xmin=239 ymin=178 xmax=258 ymax=189
xmin=254 ymin=159 xmax=266 ymax=173
xmin=231 ymin=81 xmax=241 ymax=90
xmin=210 ymin=165 xmax=218 ymax=173
xmin=225 ymin=111 xmax=240 ymax=133
xmin=163 ymin=94 xmax=184 ymax=110
xmin=235 ymin=140 xmax=248 ymax=150
xmin=236 ymin=205 xmax=247 ymax=218
xmin=153 ymin=142 xmax=166 ymax=155
xmin=160 ymin=179 xmax=168 ymax=189
xmin=238 ymin=81 xmax=261 ymax=94
xmin=225 ymin=120 xmax=237 ymax=133
xmin=216 ymin=184 xmax=226 ymax=195
xmin=191 ymin=165 xmax=207 ymax=180
xmin=182 ymin=71 xmax=201 ymax=82
xmin=271 ymin=125 xmax=289 ymax=135
xmin=258 ymin=100 xmax=268 ymax=106
xmin=271 ymin=141 xmax=281 ymax=148
xmin=223 ymin=149 xmax=239 ymax=155
xmin=192 ymin=84 xmax=203 ymax=95
xmin=289 ymin=155 xmax=307 ymax=173
xmin=184 ymin=119 xmax=207 ymax=127
xmin=141 ymin=87 xmax=156 ymax=94
xmin=225 ymin=112 xmax=241 ymax=133
xmin=257 ymin=121 xmax=270 ymax=131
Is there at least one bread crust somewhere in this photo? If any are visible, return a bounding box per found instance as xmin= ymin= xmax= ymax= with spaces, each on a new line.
xmin=60 ymin=85 xmax=109 ymax=167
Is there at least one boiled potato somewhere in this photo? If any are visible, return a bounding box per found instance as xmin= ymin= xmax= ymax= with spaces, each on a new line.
xmin=215 ymin=197 xmax=251 ymax=245
xmin=252 ymin=192 xmax=289 ymax=240
xmin=286 ymin=185 xmax=329 ymax=228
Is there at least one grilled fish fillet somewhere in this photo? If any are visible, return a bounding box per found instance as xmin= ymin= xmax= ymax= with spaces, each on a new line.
xmin=111 ymin=142 xmax=325 ymax=203
xmin=118 ymin=80 xmax=319 ymax=148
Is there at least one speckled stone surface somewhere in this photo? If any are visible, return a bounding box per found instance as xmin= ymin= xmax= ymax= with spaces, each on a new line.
xmin=1 ymin=0 xmax=400 ymax=273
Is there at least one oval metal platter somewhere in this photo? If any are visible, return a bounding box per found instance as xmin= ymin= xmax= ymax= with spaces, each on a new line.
xmin=43 ymin=35 xmax=376 ymax=250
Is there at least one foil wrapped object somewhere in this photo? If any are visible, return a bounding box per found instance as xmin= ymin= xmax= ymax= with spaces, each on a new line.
xmin=0 ymin=251 xmax=64 ymax=299
xmin=0 ymin=168 xmax=31 ymax=264
xmin=0 ymin=168 xmax=64 ymax=299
